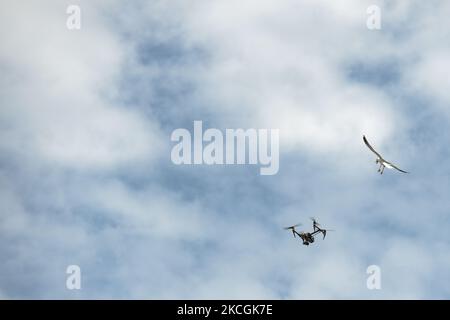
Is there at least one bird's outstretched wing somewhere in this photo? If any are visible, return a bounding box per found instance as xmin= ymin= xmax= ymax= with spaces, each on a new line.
xmin=386 ymin=161 xmax=409 ymax=173
xmin=363 ymin=135 xmax=383 ymax=159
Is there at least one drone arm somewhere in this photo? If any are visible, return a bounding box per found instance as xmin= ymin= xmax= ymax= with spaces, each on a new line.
xmin=310 ymin=230 xmax=321 ymax=237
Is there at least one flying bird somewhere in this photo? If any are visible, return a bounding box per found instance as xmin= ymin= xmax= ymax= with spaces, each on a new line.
xmin=363 ymin=135 xmax=409 ymax=174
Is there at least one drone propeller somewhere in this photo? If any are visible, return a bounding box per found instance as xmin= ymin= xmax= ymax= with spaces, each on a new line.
xmin=321 ymin=229 xmax=335 ymax=239
xmin=283 ymin=223 xmax=302 ymax=230
xmin=310 ymin=217 xmax=320 ymax=225
xmin=284 ymin=223 xmax=302 ymax=238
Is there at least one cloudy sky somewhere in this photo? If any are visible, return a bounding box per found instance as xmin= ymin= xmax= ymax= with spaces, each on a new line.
xmin=1 ymin=0 xmax=450 ymax=299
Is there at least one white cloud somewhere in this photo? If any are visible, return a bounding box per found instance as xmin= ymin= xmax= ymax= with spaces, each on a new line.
xmin=0 ymin=1 xmax=163 ymax=171
xmin=174 ymin=0 xmax=404 ymax=159
xmin=410 ymin=51 xmax=450 ymax=108
xmin=84 ymin=179 xmax=219 ymax=240
xmin=1 ymin=0 xmax=450 ymax=299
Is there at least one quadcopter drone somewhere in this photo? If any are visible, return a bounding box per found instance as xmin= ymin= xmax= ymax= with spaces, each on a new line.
xmin=284 ymin=218 xmax=334 ymax=246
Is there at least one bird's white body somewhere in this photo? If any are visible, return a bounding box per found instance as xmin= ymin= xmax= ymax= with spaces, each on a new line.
xmin=383 ymin=162 xmax=394 ymax=169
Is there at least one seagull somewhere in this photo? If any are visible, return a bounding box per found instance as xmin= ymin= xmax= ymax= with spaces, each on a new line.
xmin=363 ymin=135 xmax=409 ymax=175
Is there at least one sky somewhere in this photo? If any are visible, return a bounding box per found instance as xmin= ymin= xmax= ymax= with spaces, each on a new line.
xmin=1 ymin=0 xmax=450 ymax=299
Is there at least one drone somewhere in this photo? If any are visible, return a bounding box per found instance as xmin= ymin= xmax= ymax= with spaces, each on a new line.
xmin=284 ymin=218 xmax=334 ymax=246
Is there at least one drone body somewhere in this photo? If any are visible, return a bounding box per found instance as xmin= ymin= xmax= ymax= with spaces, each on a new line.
xmin=284 ymin=218 xmax=334 ymax=246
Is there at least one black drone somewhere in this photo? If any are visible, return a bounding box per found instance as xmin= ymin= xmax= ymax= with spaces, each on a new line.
xmin=284 ymin=218 xmax=334 ymax=246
